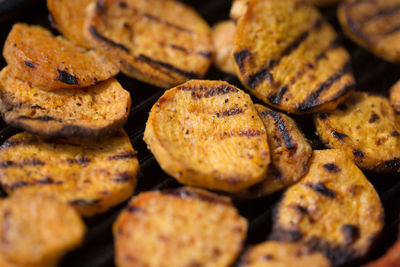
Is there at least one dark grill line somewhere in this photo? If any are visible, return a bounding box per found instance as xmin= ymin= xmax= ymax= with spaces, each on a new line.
xmin=265 ymin=110 xmax=296 ymax=150
xmin=142 ymin=13 xmax=193 ymax=34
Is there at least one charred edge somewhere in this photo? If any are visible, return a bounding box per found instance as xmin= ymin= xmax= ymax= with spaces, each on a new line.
xmin=108 ymin=152 xmax=137 ymax=160
xmin=18 ymin=115 xmax=61 ymax=122
xmin=162 ymin=188 xmax=230 ymax=205
xmin=383 ymin=158 xmax=400 ymax=171
xmin=112 ymin=172 xmax=133 ymax=182
xmin=353 ymin=149 xmax=364 ymax=158
xmin=323 ymin=163 xmax=340 ymax=173
xmin=142 ymin=13 xmax=193 ymax=34
xmin=296 ymin=62 xmax=351 ymax=112
xmin=24 ymin=61 xmax=36 ymax=68
xmin=234 ymin=50 xmax=251 ymax=73
xmin=268 ymin=86 xmax=288 ymax=105
xmin=89 ymin=26 xmax=130 ymax=53
xmin=31 ymin=105 xmax=45 ymax=110
xmin=332 ymin=131 xmax=348 ymax=141
xmin=246 ymin=68 xmax=273 ymax=89
xmin=56 ymin=69 xmax=78 ymax=85
xmin=69 ymin=199 xmax=101 ymax=205
xmin=137 ymin=54 xmax=199 ymax=79
xmin=341 ymin=224 xmax=359 ymax=245
xmin=48 ymin=12 xmax=58 ymax=29
xmin=368 ymin=112 xmax=380 ymax=123
xmin=126 ymin=205 xmax=145 ymax=213
xmin=266 ymin=111 xmax=296 ymax=150
xmin=385 ymin=25 xmax=400 ymax=36
xmin=392 ymin=131 xmax=400 ymax=137
xmin=308 ymin=183 xmax=336 ymax=198
xmin=218 ymin=108 xmax=244 ymax=117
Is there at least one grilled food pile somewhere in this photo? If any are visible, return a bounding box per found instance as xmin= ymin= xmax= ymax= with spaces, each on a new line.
xmin=0 ymin=0 xmax=399 ymax=266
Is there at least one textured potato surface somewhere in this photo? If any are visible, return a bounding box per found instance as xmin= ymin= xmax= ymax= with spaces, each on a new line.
xmin=114 ymin=187 xmax=248 ymax=267
xmin=212 ymin=20 xmax=237 ymax=75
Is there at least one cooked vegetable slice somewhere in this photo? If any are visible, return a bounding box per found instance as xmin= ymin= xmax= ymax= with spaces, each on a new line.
xmin=144 ymin=80 xmax=270 ymax=192
xmin=390 ymin=80 xmax=400 ymax=112
xmin=114 ymin=187 xmax=248 ymax=267
xmin=212 ymin=20 xmax=237 ymax=75
xmin=315 ymin=91 xmax=400 ymax=172
xmin=271 ymin=149 xmax=384 ymax=266
xmin=0 ymin=130 xmax=139 ymax=217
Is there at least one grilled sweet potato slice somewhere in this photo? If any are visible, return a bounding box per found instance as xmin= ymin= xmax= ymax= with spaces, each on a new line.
xmin=114 ymin=187 xmax=247 ymax=267
xmin=212 ymin=21 xmax=237 ymax=75
xmin=3 ymin=23 xmax=119 ymax=91
xmin=0 ymin=194 xmax=85 ymax=266
xmin=0 ymin=130 xmax=139 ymax=217
xmin=239 ymin=241 xmax=331 ymax=267
xmin=0 ymin=66 xmax=130 ymax=138
xmin=144 ymin=80 xmax=270 ymax=192
xmin=338 ymin=0 xmax=400 ymax=63
xmin=315 ymin=91 xmax=400 ymax=172
xmin=233 ymin=0 xmax=354 ymax=113
xmin=47 ymin=0 xmax=94 ymax=49
xmin=84 ymin=0 xmax=213 ymax=88
xmin=240 ymin=104 xmax=312 ymax=197
xmin=270 ymin=149 xmax=384 ymax=266
xmin=390 ymin=80 xmax=400 ymax=112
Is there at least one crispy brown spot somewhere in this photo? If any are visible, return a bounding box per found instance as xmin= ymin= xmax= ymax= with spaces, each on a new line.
xmin=323 ymin=163 xmax=340 ymax=172
xmin=24 ymin=61 xmax=36 ymax=68
xmin=368 ymin=112 xmax=380 ymax=123
xmin=332 ymin=131 xmax=348 ymax=142
xmin=56 ymin=69 xmax=78 ymax=85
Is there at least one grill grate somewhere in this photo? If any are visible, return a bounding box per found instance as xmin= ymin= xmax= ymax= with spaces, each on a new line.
xmin=0 ymin=1 xmax=399 ymax=266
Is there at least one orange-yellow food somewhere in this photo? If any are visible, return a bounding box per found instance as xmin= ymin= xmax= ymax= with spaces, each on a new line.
xmin=338 ymin=0 xmax=400 ymax=63
xmin=363 ymin=238 xmax=400 ymax=266
xmin=239 ymin=241 xmax=331 ymax=267
xmin=84 ymin=0 xmax=213 ymax=88
xmin=47 ymin=0 xmax=94 ymax=48
xmin=212 ymin=20 xmax=237 ymax=75
xmin=230 ymin=0 xmax=249 ymax=22
xmin=144 ymin=80 xmax=270 ymax=193
xmin=390 ymin=80 xmax=400 ymax=112
xmin=240 ymin=104 xmax=312 ymax=197
xmin=0 ymin=66 xmax=131 ymax=138
xmin=113 ymin=187 xmax=248 ymax=267
xmin=271 ymin=149 xmax=384 ymax=266
xmin=0 ymin=194 xmax=85 ymax=266
xmin=233 ymin=0 xmax=354 ymax=113
xmin=0 ymin=130 xmax=139 ymax=217
xmin=315 ymin=91 xmax=400 ymax=172
xmin=3 ymin=23 xmax=119 ymax=91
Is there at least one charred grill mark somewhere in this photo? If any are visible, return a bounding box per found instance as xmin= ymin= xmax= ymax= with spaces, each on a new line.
xmin=217 ymin=108 xmax=244 ymax=117
xmin=308 ymin=183 xmax=336 ymax=198
xmin=179 ymin=84 xmax=238 ymax=99
xmin=69 ymin=199 xmax=101 ymax=205
xmin=234 ymin=50 xmax=251 ymax=73
xmin=126 ymin=205 xmax=145 ymax=213
xmin=281 ymin=31 xmax=309 ymax=58
xmin=162 ymin=188 xmax=230 ymax=205
xmin=137 ymin=54 xmax=199 ymax=79
xmin=24 ymin=61 xmax=36 ymax=68
xmin=268 ymin=86 xmax=288 ymax=105
xmin=112 ymin=172 xmax=133 ymax=182
xmin=31 ymin=105 xmax=45 ymax=110
xmin=266 ymin=111 xmax=296 ymax=150
xmin=67 ymin=156 xmax=91 ymax=165
xmin=18 ymin=115 xmax=62 ymax=122
xmin=89 ymin=26 xmax=130 ymax=53
xmin=246 ymin=68 xmax=273 ymax=89
xmin=353 ymin=149 xmax=365 ymax=158
xmin=142 ymin=13 xmax=193 ymax=34
xmin=368 ymin=112 xmax=380 ymax=123
xmin=166 ymin=44 xmax=211 ymax=58
xmin=222 ymin=129 xmax=263 ymax=138
xmin=108 ymin=152 xmax=137 ymax=160
xmin=341 ymin=224 xmax=359 ymax=245
xmin=56 ymin=69 xmax=78 ymax=85
xmin=7 ymin=177 xmax=62 ymax=190
xmin=332 ymin=131 xmax=348 ymax=142
xmin=0 ymin=158 xmax=44 ymax=169
xmin=323 ymin=163 xmax=340 ymax=173
xmin=297 ymin=62 xmax=351 ymax=112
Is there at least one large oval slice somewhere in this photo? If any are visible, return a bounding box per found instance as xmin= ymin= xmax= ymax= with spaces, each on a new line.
xmin=114 ymin=187 xmax=248 ymax=267
xmin=3 ymin=23 xmax=119 ymax=91
xmin=144 ymin=80 xmax=270 ymax=192
xmin=0 ymin=66 xmax=131 ymax=138
xmin=0 ymin=130 xmax=139 ymax=217
xmin=233 ymin=0 xmax=355 ymax=113
xmin=338 ymin=0 xmax=400 ymax=63
xmin=85 ymin=0 xmax=213 ymax=88
xmin=0 ymin=194 xmax=85 ymax=266
xmin=270 ymin=149 xmax=384 ymax=266
xmin=315 ymin=91 xmax=400 ymax=172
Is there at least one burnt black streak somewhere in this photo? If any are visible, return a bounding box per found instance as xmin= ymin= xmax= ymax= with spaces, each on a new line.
xmin=126 ymin=205 xmax=145 ymax=213
xmin=353 ymin=149 xmax=364 ymax=158
xmin=7 ymin=177 xmax=62 ymax=190
xmin=332 ymin=131 xmax=348 ymax=141
xmin=18 ymin=115 xmax=61 ymax=122
xmin=296 ymin=62 xmax=351 ymax=112
xmin=234 ymin=50 xmax=251 ymax=73
xmin=167 ymin=44 xmax=212 ymax=58
xmin=368 ymin=112 xmax=380 ymax=123
xmin=24 ymin=61 xmax=36 ymax=68
xmin=179 ymin=84 xmax=238 ymax=99
xmin=341 ymin=224 xmax=360 ymax=245
xmin=137 ymin=54 xmax=199 ymax=79
xmin=323 ymin=163 xmax=340 ymax=173
xmin=142 ymin=13 xmax=193 ymax=34
xmin=112 ymin=172 xmax=133 ymax=182
xmin=268 ymin=86 xmax=288 ymax=105
xmin=162 ymin=187 xmax=230 ymax=205
xmin=108 ymin=152 xmax=137 ymax=160
xmin=266 ymin=110 xmax=296 ymax=150
xmin=0 ymin=159 xmax=44 ymax=169
xmin=56 ymin=69 xmax=78 ymax=85
xmin=89 ymin=26 xmax=130 ymax=53
xmin=31 ymin=105 xmax=45 ymax=110
xmin=309 ymin=183 xmax=336 ymax=198
xmin=246 ymin=68 xmax=273 ymax=89
xmin=69 ymin=199 xmax=101 ymax=205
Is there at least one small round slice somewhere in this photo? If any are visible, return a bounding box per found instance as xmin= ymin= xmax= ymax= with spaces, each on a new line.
xmin=233 ymin=0 xmax=355 ymax=113
xmin=3 ymin=23 xmax=119 ymax=91
xmin=390 ymin=80 xmax=400 ymax=112
xmin=143 ymin=80 xmax=270 ymax=193
xmin=84 ymin=0 xmax=213 ymax=88
xmin=0 ymin=130 xmax=139 ymax=217
xmin=239 ymin=104 xmax=312 ymax=197
xmin=239 ymin=241 xmax=331 ymax=267
xmin=113 ymin=187 xmax=248 ymax=267
xmin=0 ymin=194 xmax=85 ymax=266
xmin=338 ymin=0 xmax=400 ymax=63
xmin=0 ymin=66 xmax=130 ymax=138
xmin=47 ymin=0 xmax=94 ymax=49
xmin=212 ymin=20 xmax=237 ymax=75
xmin=270 ymin=149 xmax=384 ymax=266
xmin=315 ymin=91 xmax=400 ymax=172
